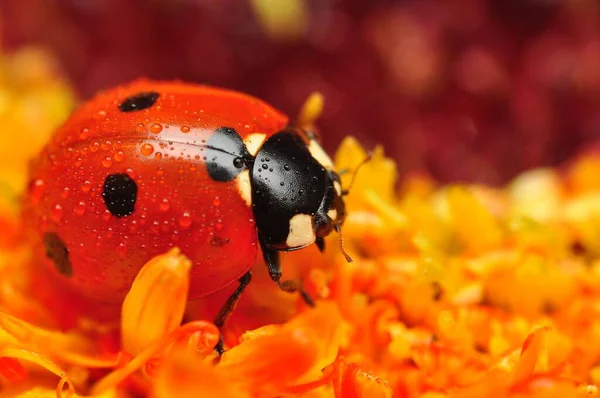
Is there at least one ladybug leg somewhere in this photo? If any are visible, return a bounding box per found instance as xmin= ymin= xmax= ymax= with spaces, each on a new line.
xmin=259 ymin=235 xmax=315 ymax=307
xmin=315 ymin=237 xmax=326 ymax=252
xmin=213 ymin=271 xmax=252 ymax=355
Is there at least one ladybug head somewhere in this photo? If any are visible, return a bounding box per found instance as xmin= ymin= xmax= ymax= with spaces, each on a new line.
xmin=250 ymin=128 xmax=348 ymax=254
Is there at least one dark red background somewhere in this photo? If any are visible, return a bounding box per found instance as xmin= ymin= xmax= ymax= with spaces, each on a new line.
xmin=2 ymin=0 xmax=599 ymax=184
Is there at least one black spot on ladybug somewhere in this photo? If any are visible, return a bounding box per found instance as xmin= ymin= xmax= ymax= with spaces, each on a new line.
xmin=102 ymin=173 xmax=138 ymax=217
xmin=43 ymin=232 xmax=72 ymax=277
xmin=118 ymin=91 xmax=159 ymax=112
xmin=205 ymin=127 xmax=253 ymax=182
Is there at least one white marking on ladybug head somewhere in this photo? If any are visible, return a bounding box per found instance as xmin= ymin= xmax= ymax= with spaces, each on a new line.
xmin=286 ymin=213 xmax=316 ymax=248
xmin=236 ymin=169 xmax=252 ymax=207
xmin=327 ymin=208 xmax=337 ymax=221
xmin=244 ymin=133 xmax=267 ymax=156
xmin=308 ymin=139 xmax=334 ymax=170
xmin=333 ymin=181 xmax=342 ymax=196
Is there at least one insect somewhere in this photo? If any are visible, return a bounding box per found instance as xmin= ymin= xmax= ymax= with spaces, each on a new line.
xmin=22 ymin=79 xmax=351 ymax=343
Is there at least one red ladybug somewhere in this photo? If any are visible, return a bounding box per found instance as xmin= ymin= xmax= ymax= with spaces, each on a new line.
xmin=22 ymin=79 xmax=348 ymax=334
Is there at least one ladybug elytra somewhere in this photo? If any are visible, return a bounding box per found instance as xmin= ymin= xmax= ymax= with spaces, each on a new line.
xmin=22 ymin=79 xmax=350 ymax=339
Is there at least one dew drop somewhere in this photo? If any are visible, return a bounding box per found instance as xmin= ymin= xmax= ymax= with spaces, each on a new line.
xmin=79 ymin=127 xmax=90 ymax=139
xmin=233 ymin=157 xmax=244 ymax=168
xmin=180 ymin=125 xmax=191 ymax=133
xmin=82 ymin=181 xmax=92 ymax=193
xmin=179 ymin=211 xmax=192 ymax=228
xmin=90 ymin=142 xmax=100 ymax=152
xmin=141 ymin=143 xmax=155 ymax=156
xmin=284 ymin=164 xmax=290 ymax=171
xmin=116 ymin=243 xmax=128 ymax=258
xmin=114 ymin=150 xmax=125 ymax=162
xmin=261 ymin=163 xmax=268 ymax=170
xmin=101 ymin=141 xmax=112 ymax=151
xmin=149 ymin=123 xmax=163 ymax=134
xmin=159 ymin=198 xmax=170 ymax=212
xmin=75 ymin=201 xmax=86 ymax=216
xmin=213 ymin=197 xmax=221 ymax=207
xmin=60 ymin=187 xmax=70 ymax=199
xmin=102 ymin=156 xmax=113 ymax=168
xmin=50 ymin=204 xmax=63 ymax=222
xmin=155 ymin=152 xmax=163 ymax=160
xmin=30 ymin=179 xmax=45 ymax=204
xmin=136 ymin=123 xmax=146 ymax=132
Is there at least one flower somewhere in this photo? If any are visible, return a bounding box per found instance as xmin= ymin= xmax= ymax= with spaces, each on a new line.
xmin=2 ymin=44 xmax=600 ymax=398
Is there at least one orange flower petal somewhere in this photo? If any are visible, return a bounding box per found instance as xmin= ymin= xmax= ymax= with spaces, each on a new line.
xmin=218 ymin=301 xmax=344 ymax=395
xmin=121 ymin=248 xmax=191 ymax=356
xmin=512 ymin=327 xmax=551 ymax=386
xmin=153 ymin=349 xmax=243 ymax=398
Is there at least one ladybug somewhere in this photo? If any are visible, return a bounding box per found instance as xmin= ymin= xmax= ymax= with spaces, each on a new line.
xmin=22 ymin=79 xmax=349 ymax=335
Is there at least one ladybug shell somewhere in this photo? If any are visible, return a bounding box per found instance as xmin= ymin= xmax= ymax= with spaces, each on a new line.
xmin=22 ymin=79 xmax=288 ymax=304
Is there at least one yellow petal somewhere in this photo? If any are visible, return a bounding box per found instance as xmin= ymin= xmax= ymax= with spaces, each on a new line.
xmin=297 ymin=92 xmax=324 ymax=129
xmin=121 ymin=248 xmax=191 ymax=356
xmin=447 ymin=186 xmax=504 ymax=252
xmin=334 ymin=137 xmax=397 ymax=211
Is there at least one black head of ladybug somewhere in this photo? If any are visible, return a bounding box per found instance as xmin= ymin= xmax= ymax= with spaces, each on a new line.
xmin=250 ymin=128 xmax=346 ymax=252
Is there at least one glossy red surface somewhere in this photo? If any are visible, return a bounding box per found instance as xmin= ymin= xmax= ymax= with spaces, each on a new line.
xmin=21 ymin=80 xmax=288 ymax=303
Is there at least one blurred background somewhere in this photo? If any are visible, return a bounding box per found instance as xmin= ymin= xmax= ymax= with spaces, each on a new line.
xmin=1 ymin=0 xmax=599 ymax=185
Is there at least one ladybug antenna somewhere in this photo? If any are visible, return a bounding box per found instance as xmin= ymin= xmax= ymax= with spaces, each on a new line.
xmin=341 ymin=152 xmax=373 ymax=196
xmin=333 ymin=223 xmax=353 ymax=263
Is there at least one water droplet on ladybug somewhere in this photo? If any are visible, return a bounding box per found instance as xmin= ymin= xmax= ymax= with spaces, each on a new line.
xmin=141 ymin=143 xmax=154 ymax=156
xmin=60 ymin=187 xmax=70 ymax=199
xmin=90 ymin=142 xmax=100 ymax=152
xmin=261 ymin=164 xmax=268 ymax=170
xmin=155 ymin=152 xmax=163 ymax=160
xmin=159 ymin=198 xmax=170 ymax=212
xmin=179 ymin=211 xmax=192 ymax=228
xmin=115 ymin=243 xmax=127 ymax=258
xmin=180 ymin=125 xmax=191 ymax=133
xmin=51 ymin=204 xmax=63 ymax=222
xmin=79 ymin=127 xmax=89 ymax=139
xmin=149 ymin=123 xmax=163 ymax=134
xmin=213 ymin=197 xmax=221 ymax=207
xmin=114 ymin=151 xmax=125 ymax=162
xmin=136 ymin=123 xmax=145 ymax=132
xmin=102 ymin=156 xmax=113 ymax=168
xmin=82 ymin=181 xmax=92 ymax=193
xmin=101 ymin=141 xmax=112 ymax=151
xmin=284 ymin=164 xmax=290 ymax=171
xmin=233 ymin=157 xmax=244 ymax=168
xmin=30 ymin=179 xmax=45 ymax=203
xmin=75 ymin=201 xmax=86 ymax=216
xmin=280 ymin=182 xmax=285 ymax=186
